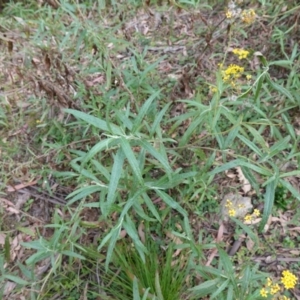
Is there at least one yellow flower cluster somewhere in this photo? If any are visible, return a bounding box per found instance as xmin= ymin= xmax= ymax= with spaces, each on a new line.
xmin=225 ymin=2 xmax=256 ymax=25
xmin=260 ymin=271 xmax=298 ymax=299
xmin=225 ymin=199 xmax=236 ymax=217
xmin=221 ymin=64 xmax=244 ymax=85
xmin=244 ymin=209 xmax=260 ymax=222
xmin=241 ymin=9 xmax=256 ymax=24
xmin=281 ymin=270 xmax=298 ymax=289
xmin=232 ymin=48 xmax=250 ymax=60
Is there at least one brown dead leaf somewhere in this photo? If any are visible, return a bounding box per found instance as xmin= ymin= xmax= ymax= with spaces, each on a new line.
xmin=246 ymin=237 xmax=255 ymax=251
xmin=0 ymin=233 xmax=6 ymax=246
xmin=236 ymin=167 xmax=251 ymax=193
xmin=119 ymin=230 xmax=127 ymax=239
xmin=138 ymin=222 xmax=145 ymax=243
xmin=3 ymin=281 xmax=17 ymax=297
xmin=165 ymin=231 xmax=183 ymax=257
xmin=7 ymin=180 xmax=37 ymax=192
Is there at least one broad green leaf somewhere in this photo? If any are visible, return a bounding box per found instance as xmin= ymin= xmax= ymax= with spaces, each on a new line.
xmin=120 ymin=137 xmax=144 ymax=185
xmin=105 ymin=148 xmax=125 ymax=216
xmin=64 ymin=109 xmax=123 ymax=135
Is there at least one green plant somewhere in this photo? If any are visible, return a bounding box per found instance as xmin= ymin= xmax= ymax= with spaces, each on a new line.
xmin=104 ymin=237 xmax=189 ymax=300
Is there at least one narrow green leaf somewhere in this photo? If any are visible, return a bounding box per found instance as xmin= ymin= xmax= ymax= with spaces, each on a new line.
xmin=155 ymin=190 xmax=187 ymax=216
xmin=155 ymin=271 xmax=164 ymax=300
xmin=61 ymin=251 xmax=86 ymax=260
xmin=217 ymin=247 xmax=234 ymax=282
xmin=242 ymin=124 xmax=268 ymax=151
xmin=142 ymin=193 xmax=161 ymax=222
xmin=269 ymin=60 xmax=292 ymax=68
xmin=266 ymin=75 xmax=295 ymax=103
xmin=231 ymin=218 xmax=258 ymax=244
xmin=240 ymin=166 xmax=260 ymax=196
xmin=123 ymin=215 xmax=148 ymax=261
xmin=105 ymin=148 xmax=125 ymax=216
xmin=281 ymin=113 xmax=295 ymax=140
xmin=150 ymin=102 xmax=171 ymax=136
xmin=141 ymin=288 xmax=150 ymax=300
xmin=211 ymin=278 xmax=230 ymax=299
xmin=258 ymin=136 xmax=290 ymax=163
xmin=132 ymin=90 xmax=160 ymax=133
xmin=120 ymin=137 xmax=144 ymax=185
xmin=120 ymin=190 xmax=146 ymax=219
xmin=237 ymin=134 xmax=263 ymax=157
xmin=224 ymin=121 xmax=240 ymax=149
xmin=148 ymin=171 xmax=197 ymax=189
xmin=133 ymin=277 xmax=141 ymax=300
xmin=3 ymin=275 xmax=28 ymax=285
xmin=279 ymin=179 xmax=300 ymax=201
xmin=209 ymin=160 xmax=271 ymax=176
xmin=259 ymin=180 xmax=277 ymax=232
xmin=98 ymin=219 xmax=123 ymax=270
xmin=82 ymin=138 xmax=118 ymax=166
xmin=64 ymin=109 xmax=123 ymax=135
xmin=189 ymin=278 xmax=220 ymax=296
xmin=226 ymin=284 xmax=234 ymax=300
xmin=105 ymin=60 xmax=112 ymax=90
xmin=25 ymin=251 xmax=52 ymax=265
xmin=137 ymin=139 xmax=172 ymax=174
xmin=66 ymin=185 xmax=104 ymax=205
xmin=179 ymin=116 xmax=205 ymax=147
xmin=4 ymin=236 xmax=10 ymax=262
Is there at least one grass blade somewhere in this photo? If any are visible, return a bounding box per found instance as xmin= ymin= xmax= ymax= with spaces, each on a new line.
xmin=120 ymin=137 xmax=144 ymax=185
